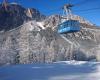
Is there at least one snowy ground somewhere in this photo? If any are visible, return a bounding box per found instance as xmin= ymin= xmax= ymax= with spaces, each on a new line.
xmin=0 ymin=61 xmax=100 ymax=80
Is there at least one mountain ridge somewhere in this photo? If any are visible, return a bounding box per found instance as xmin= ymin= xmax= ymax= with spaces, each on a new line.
xmin=0 ymin=3 xmax=45 ymax=31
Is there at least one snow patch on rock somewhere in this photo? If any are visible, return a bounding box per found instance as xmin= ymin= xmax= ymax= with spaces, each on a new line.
xmin=36 ymin=22 xmax=45 ymax=29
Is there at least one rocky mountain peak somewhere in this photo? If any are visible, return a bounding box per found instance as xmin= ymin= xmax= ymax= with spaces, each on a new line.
xmin=0 ymin=3 xmax=46 ymax=31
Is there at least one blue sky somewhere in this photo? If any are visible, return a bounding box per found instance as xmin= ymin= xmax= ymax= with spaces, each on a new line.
xmin=1 ymin=0 xmax=100 ymax=26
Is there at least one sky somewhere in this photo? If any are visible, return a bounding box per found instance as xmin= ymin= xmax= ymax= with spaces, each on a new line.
xmin=0 ymin=0 xmax=100 ymax=26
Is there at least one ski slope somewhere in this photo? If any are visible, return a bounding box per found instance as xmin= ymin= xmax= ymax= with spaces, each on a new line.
xmin=0 ymin=61 xmax=100 ymax=80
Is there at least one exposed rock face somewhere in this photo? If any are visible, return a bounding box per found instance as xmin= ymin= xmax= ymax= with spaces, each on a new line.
xmin=0 ymin=3 xmax=45 ymax=31
xmin=43 ymin=15 xmax=61 ymax=30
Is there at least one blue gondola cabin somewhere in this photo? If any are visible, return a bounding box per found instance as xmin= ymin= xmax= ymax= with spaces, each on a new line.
xmin=58 ymin=20 xmax=81 ymax=34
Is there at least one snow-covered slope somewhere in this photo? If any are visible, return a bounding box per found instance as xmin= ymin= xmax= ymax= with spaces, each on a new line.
xmin=0 ymin=19 xmax=100 ymax=65
xmin=0 ymin=61 xmax=100 ymax=80
xmin=37 ymin=22 xmax=45 ymax=29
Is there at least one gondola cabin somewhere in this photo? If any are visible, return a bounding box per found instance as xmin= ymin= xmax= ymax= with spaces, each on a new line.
xmin=58 ymin=20 xmax=81 ymax=34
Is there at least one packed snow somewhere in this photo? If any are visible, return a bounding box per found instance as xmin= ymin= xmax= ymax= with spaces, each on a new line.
xmin=37 ymin=22 xmax=45 ymax=29
xmin=0 ymin=61 xmax=100 ymax=80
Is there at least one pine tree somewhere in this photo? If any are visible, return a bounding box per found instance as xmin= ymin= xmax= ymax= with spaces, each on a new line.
xmin=40 ymin=36 xmax=48 ymax=63
xmin=49 ymin=39 xmax=59 ymax=62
